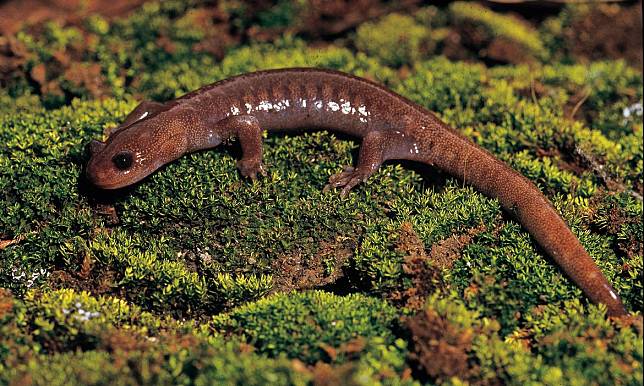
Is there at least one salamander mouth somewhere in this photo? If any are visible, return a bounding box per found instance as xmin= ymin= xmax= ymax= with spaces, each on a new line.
xmin=85 ymin=157 xmax=161 ymax=190
xmin=85 ymin=160 xmax=128 ymax=190
xmin=86 ymin=172 xmax=147 ymax=190
xmin=89 ymin=178 xmax=131 ymax=190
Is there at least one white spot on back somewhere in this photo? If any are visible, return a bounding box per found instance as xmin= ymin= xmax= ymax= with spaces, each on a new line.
xmin=603 ymin=284 xmax=619 ymax=300
xmin=257 ymin=100 xmax=273 ymax=111
xmin=341 ymin=101 xmax=352 ymax=114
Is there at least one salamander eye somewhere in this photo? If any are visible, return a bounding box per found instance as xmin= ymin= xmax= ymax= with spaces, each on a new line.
xmin=112 ymin=152 xmax=133 ymax=170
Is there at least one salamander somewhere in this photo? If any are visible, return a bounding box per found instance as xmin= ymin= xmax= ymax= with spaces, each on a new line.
xmin=85 ymin=68 xmax=627 ymax=316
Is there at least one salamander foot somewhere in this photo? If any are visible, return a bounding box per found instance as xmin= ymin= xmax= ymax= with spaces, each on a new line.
xmin=237 ymin=158 xmax=266 ymax=180
xmin=323 ymin=166 xmax=371 ymax=197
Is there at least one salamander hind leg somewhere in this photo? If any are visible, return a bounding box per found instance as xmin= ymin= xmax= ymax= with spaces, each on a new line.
xmin=324 ymin=130 xmax=411 ymax=197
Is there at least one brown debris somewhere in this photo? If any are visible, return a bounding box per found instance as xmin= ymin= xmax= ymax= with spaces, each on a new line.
xmin=588 ymin=190 xmax=643 ymax=260
xmin=485 ymin=36 xmax=535 ymax=64
xmin=310 ymin=362 xmax=353 ymax=386
xmin=0 ymin=1 xmax=235 ymax=101
xmin=271 ymin=237 xmax=354 ymax=293
xmin=298 ymin=341 xmax=409 ymax=386
xmin=93 ymin=204 xmax=120 ymax=225
xmin=390 ymin=222 xmax=484 ymax=311
xmin=100 ymin=328 xmax=150 ymax=354
xmin=535 ymin=140 xmax=639 ymax=199
xmin=406 ymin=308 xmax=480 ymax=383
xmin=389 ymin=222 xmax=441 ymax=311
xmin=242 ymin=0 xmax=422 ymax=42
xmin=0 ymin=36 xmax=29 ymax=89
xmin=48 ymin=254 xmax=117 ymax=296
xmin=0 ymin=235 xmax=24 ymax=250
xmin=321 ymin=336 xmax=367 ymax=363
xmin=20 ymin=35 xmax=110 ymax=100
xmin=78 ymin=252 xmax=93 ymax=280
xmin=319 ymin=342 xmax=338 ymax=362
xmin=572 ymin=146 xmax=639 ymax=197
xmin=184 ymin=7 xmax=235 ymax=60
xmin=29 ymin=64 xmax=47 ymax=86
xmin=429 ymin=225 xmax=486 ymax=270
xmin=300 ymin=0 xmax=422 ymax=38
xmin=0 ymin=288 xmax=14 ymax=318
xmin=63 ymin=62 xmax=107 ymax=98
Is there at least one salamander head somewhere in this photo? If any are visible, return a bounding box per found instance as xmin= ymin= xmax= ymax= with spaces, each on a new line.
xmin=86 ymin=113 xmax=189 ymax=189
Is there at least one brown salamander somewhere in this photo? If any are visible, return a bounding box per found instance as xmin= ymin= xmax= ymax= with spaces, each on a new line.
xmin=85 ymin=68 xmax=627 ymax=316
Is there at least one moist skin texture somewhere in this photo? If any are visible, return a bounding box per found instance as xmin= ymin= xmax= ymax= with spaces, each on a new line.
xmin=86 ymin=68 xmax=627 ymax=316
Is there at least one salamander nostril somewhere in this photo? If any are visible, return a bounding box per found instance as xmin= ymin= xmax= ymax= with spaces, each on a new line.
xmin=112 ymin=151 xmax=133 ymax=170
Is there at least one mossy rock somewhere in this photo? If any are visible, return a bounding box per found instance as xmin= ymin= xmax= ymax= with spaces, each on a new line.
xmin=0 ymin=1 xmax=642 ymax=384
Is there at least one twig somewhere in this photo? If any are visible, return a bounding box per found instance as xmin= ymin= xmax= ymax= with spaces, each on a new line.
xmin=0 ymin=235 xmax=24 ymax=250
xmin=569 ymin=87 xmax=591 ymax=120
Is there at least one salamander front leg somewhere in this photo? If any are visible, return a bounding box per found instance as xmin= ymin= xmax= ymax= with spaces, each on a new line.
xmin=324 ymin=131 xmax=392 ymax=197
xmin=218 ymin=115 xmax=267 ymax=180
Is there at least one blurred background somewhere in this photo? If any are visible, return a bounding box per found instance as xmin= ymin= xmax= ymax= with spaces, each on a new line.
xmin=0 ymin=0 xmax=641 ymax=108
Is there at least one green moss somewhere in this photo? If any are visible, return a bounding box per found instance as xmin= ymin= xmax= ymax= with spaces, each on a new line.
xmin=7 ymin=345 xmax=311 ymax=386
xmin=354 ymin=13 xmax=433 ymax=67
xmin=211 ymin=290 xmax=399 ymax=363
xmin=138 ymin=38 xmax=398 ymax=100
xmin=20 ymin=289 xmax=162 ymax=351
xmin=256 ymin=0 xmax=308 ymax=29
xmin=1 ymin=288 xmax=416 ymax=385
xmin=411 ymin=292 xmax=642 ymax=385
xmin=398 ymin=57 xmax=486 ymax=120
xmin=518 ymin=300 xmax=643 ymax=385
xmin=1 ymin=289 xmax=311 ymax=385
xmin=449 ymin=2 xmax=547 ymax=60
xmin=355 ymin=180 xmax=500 ymax=294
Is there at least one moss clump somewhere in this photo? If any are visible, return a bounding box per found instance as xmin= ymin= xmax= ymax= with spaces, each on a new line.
xmin=8 ymin=342 xmax=312 ymax=386
xmin=397 ymin=57 xmax=486 ymax=118
xmin=407 ymin=292 xmax=643 ymax=385
xmin=89 ymin=230 xmax=273 ymax=314
xmin=212 ymin=290 xmax=400 ymax=363
xmin=354 ymin=13 xmax=433 ymax=68
xmin=449 ymin=2 xmax=548 ymax=62
xmin=518 ymin=300 xmax=643 ymax=386
xmin=138 ymin=38 xmax=398 ymax=100
xmin=1 ymin=288 xmax=417 ymax=385
xmin=1 ymin=289 xmax=309 ymax=383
